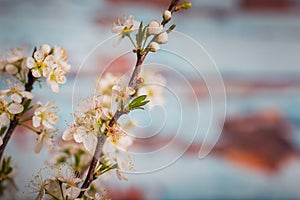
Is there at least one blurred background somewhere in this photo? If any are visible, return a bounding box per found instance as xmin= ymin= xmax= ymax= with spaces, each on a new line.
xmin=1 ymin=0 xmax=300 ymax=199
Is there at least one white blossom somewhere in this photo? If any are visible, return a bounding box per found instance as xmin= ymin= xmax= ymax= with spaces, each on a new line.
xmin=112 ymin=15 xmax=140 ymax=47
xmin=138 ymin=70 xmax=166 ymax=109
xmin=34 ymin=129 xmax=54 ymax=153
xmin=32 ymin=102 xmax=58 ymax=129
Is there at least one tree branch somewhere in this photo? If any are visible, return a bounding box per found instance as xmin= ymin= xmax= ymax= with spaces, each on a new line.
xmin=0 ymin=71 xmax=37 ymax=161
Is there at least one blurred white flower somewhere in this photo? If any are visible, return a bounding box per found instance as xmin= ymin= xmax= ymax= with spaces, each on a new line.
xmin=96 ymin=73 xmax=120 ymax=95
xmin=112 ymin=15 xmax=140 ymax=47
xmin=148 ymin=20 xmax=163 ymax=35
xmin=112 ymin=15 xmax=140 ymax=34
xmin=112 ymin=85 xmax=135 ymax=104
xmin=138 ymin=70 xmax=166 ymax=109
xmin=34 ymin=129 xmax=54 ymax=153
xmin=32 ymin=102 xmax=58 ymax=129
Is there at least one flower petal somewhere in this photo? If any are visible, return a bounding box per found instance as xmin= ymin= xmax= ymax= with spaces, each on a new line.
xmin=11 ymin=93 xmax=22 ymax=103
xmin=32 ymin=116 xmax=41 ymax=128
xmin=8 ymin=103 xmax=24 ymax=114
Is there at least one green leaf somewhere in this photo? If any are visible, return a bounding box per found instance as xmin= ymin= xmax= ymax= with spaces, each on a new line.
xmin=167 ymin=24 xmax=176 ymax=34
xmin=0 ymin=126 xmax=7 ymax=137
xmin=135 ymin=21 xmax=144 ymax=48
xmin=128 ymin=95 xmax=150 ymax=110
xmin=22 ymin=99 xmax=32 ymax=114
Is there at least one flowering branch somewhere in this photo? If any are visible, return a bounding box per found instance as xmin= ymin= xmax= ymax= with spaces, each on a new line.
xmin=0 ymin=71 xmax=36 ymax=161
xmin=76 ymin=1 xmax=193 ymax=198
xmin=78 ymin=47 xmax=148 ymax=196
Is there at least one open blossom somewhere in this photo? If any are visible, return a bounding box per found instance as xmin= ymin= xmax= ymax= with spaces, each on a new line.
xmin=32 ymin=102 xmax=58 ymax=129
xmin=96 ymin=73 xmax=120 ymax=95
xmin=0 ymin=47 xmax=29 ymax=80
xmin=112 ymin=15 xmax=140 ymax=47
xmin=0 ymin=81 xmax=34 ymax=114
xmin=34 ymin=129 xmax=54 ymax=153
xmin=63 ymin=96 xmax=112 ymax=153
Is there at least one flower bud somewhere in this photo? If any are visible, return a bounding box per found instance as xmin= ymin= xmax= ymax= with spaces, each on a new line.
xmin=163 ymin=10 xmax=172 ymax=21
xmin=148 ymin=20 xmax=163 ymax=35
xmin=149 ymin=42 xmax=160 ymax=52
xmin=180 ymin=2 xmax=192 ymax=9
xmin=155 ymin=31 xmax=168 ymax=44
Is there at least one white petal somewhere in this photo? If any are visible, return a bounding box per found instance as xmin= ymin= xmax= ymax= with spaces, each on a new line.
xmin=0 ymin=113 xmax=10 ymax=126
xmin=62 ymin=127 xmax=75 ymax=141
xmin=113 ymin=34 xmax=123 ymax=47
xmin=26 ymin=57 xmax=35 ymax=69
xmin=112 ymin=25 xmax=124 ymax=33
xmin=47 ymin=79 xmax=59 ymax=93
xmin=44 ymin=55 xmax=55 ymax=67
xmin=21 ymin=91 xmax=34 ymax=99
xmin=83 ymin=134 xmax=97 ymax=153
xmin=0 ymin=137 xmax=3 ymax=146
xmin=11 ymin=93 xmax=22 ymax=103
xmin=42 ymin=120 xmax=54 ymax=129
xmin=32 ymin=116 xmax=41 ymax=127
xmin=8 ymin=103 xmax=24 ymax=114
xmin=74 ymin=127 xmax=86 ymax=143
xmin=5 ymin=64 xmax=18 ymax=74
xmin=34 ymin=50 xmax=44 ymax=62
xmin=40 ymin=44 xmax=51 ymax=54
xmin=32 ymin=69 xmax=41 ymax=78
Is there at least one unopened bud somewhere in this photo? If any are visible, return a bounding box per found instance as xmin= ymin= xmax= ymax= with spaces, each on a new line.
xmin=180 ymin=2 xmax=192 ymax=9
xmin=163 ymin=10 xmax=172 ymax=21
xmin=149 ymin=42 xmax=160 ymax=52
xmin=155 ymin=32 xmax=168 ymax=44
xmin=148 ymin=20 xmax=163 ymax=35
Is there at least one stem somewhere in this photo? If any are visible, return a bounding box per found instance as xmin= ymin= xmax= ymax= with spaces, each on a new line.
xmin=20 ymin=123 xmax=38 ymax=133
xmin=127 ymin=34 xmax=137 ymax=49
xmin=0 ymin=71 xmax=36 ymax=161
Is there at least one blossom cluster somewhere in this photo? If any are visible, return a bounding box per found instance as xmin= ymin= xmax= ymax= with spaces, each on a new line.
xmin=26 ymin=44 xmax=71 ymax=93
xmin=112 ymin=10 xmax=174 ymax=52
